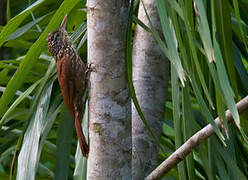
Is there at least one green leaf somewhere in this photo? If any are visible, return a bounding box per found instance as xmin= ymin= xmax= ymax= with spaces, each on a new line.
xmin=126 ymin=0 xmax=162 ymax=149
xmin=132 ymin=15 xmax=151 ymax=32
xmin=182 ymin=84 xmax=196 ymax=180
xmin=179 ymin=1 xmax=214 ymax=109
xmin=74 ymin=102 xmax=88 ymax=180
xmin=214 ymin=41 xmax=240 ymax=129
xmin=156 ymin=0 xmax=185 ymax=86
xmin=0 ymin=79 xmax=41 ymax=129
xmin=4 ymin=39 xmax=32 ymax=49
xmin=232 ymin=0 xmax=248 ymax=52
xmin=7 ymin=13 xmax=50 ymax=41
xmin=214 ymin=0 xmax=238 ymax=96
xmin=234 ymin=45 xmax=248 ymax=92
xmin=166 ymin=0 xmax=184 ymax=21
xmin=55 ymin=105 xmax=74 ymax=180
xmin=16 ymin=81 xmax=53 ymax=180
xmin=195 ymin=0 xmax=215 ymax=62
xmin=171 ymin=64 xmax=187 ymax=180
xmin=0 ymin=0 xmax=80 ymax=118
xmin=0 ymin=0 xmax=45 ymax=47
xmin=70 ymin=22 xmax=87 ymax=43
xmin=6 ymin=0 xmax=11 ymax=22
xmin=190 ymin=73 xmax=225 ymax=144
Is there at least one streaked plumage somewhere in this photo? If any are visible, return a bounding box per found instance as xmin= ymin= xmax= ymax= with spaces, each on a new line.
xmin=47 ymin=16 xmax=88 ymax=156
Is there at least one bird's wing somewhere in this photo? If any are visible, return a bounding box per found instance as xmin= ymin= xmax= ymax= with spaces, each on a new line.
xmin=56 ymin=57 xmax=75 ymax=117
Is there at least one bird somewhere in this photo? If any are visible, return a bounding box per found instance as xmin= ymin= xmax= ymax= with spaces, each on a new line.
xmin=47 ymin=15 xmax=89 ymax=157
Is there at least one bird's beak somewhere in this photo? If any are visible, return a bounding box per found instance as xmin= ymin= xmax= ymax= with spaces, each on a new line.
xmin=60 ymin=15 xmax=67 ymax=31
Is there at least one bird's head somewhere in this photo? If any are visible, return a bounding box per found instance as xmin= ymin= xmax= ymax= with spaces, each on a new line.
xmin=47 ymin=15 xmax=71 ymax=58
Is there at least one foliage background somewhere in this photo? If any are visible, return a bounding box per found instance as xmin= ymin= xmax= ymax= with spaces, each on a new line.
xmin=0 ymin=0 xmax=247 ymax=179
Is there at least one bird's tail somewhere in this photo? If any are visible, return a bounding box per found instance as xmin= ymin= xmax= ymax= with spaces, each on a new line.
xmin=74 ymin=111 xmax=89 ymax=157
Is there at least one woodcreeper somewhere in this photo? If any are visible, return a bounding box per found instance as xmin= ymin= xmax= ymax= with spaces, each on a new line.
xmin=47 ymin=16 xmax=89 ymax=156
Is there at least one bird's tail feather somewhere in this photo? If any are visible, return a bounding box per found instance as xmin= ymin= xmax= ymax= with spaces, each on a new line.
xmin=74 ymin=112 xmax=89 ymax=157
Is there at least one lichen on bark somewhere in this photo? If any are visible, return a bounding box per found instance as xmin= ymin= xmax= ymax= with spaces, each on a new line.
xmin=87 ymin=0 xmax=131 ymax=179
xmin=132 ymin=0 xmax=169 ymax=179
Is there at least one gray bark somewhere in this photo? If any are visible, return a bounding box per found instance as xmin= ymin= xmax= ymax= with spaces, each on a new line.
xmin=132 ymin=0 xmax=169 ymax=179
xmin=87 ymin=1 xmax=131 ymax=179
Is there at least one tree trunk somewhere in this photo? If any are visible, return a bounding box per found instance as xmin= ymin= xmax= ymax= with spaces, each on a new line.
xmin=132 ymin=0 xmax=169 ymax=179
xmin=87 ymin=1 xmax=131 ymax=179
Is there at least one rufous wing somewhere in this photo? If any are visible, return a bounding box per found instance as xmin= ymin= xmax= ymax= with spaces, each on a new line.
xmin=56 ymin=57 xmax=75 ymax=117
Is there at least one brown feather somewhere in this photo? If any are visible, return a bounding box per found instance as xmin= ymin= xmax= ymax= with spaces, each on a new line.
xmin=47 ymin=23 xmax=88 ymax=157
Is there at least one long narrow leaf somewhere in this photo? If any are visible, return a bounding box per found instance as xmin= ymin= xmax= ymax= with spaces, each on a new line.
xmin=55 ymin=105 xmax=74 ymax=180
xmin=171 ymin=65 xmax=187 ymax=180
xmin=214 ymin=0 xmax=238 ymax=96
xmin=0 ymin=0 xmax=80 ymax=118
xmin=0 ymin=0 xmax=45 ymax=47
xmin=156 ymin=0 xmax=185 ymax=86
xmin=16 ymin=81 xmax=53 ymax=180
xmin=126 ymin=0 xmax=162 ymax=149
xmin=195 ymin=0 xmax=215 ymax=63
xmin=190 ymin=73 xmax=225 ymax=144
xmin=0 ymin=79 xmax=41 ymax=128
xmin=7 ymin=13 xmax=51 ymax=41
xmin=180 ymin=1 xmax=214 ymax=109
xmin=214 ymin=41 xmax=240 ymax=129
xmin=232 ymin=0 xmax=248 ymax=52
xmin=74 ymin=102 xmax=88 ymax=180
xmin=182 ymin=84 xmax=196 ymax=180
